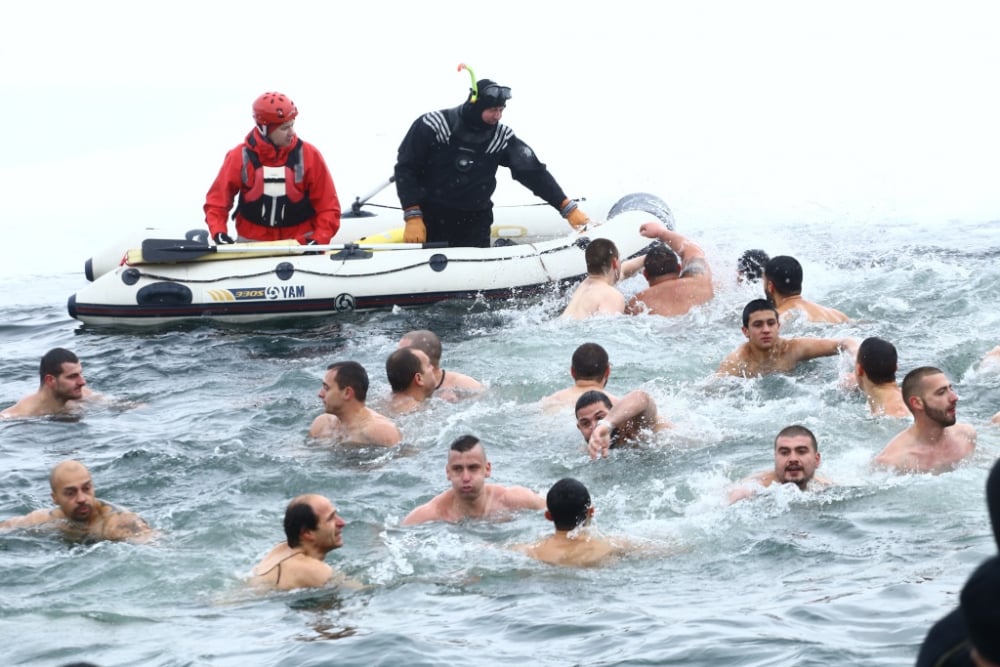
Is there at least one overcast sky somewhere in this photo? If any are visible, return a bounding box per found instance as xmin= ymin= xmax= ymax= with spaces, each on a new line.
xmin=3 ymin=1 xmax=997 ymax=277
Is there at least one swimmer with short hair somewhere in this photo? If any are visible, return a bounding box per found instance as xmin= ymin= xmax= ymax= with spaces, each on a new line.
xmin=384 ymin=347 xmax=439 ymax=414
xmin=717 ymin=299 xmax=857 ymax=378
xmin=738 ymin=249 xmax=770 ymax=284
xmin=398 ymin=329 xmax=484 ymax=400
xmin=625 ymin=222 xmax=714 ymax=317
xmin=401 ymin=435 xmax=545 ymax=525
xmin=308 ymin=361 xmax=402 ymax=446
xmin=728 ymin=425 xmax=831 ymax=503
xmin=540 ymin=342 xmax=618 ymax=410
xmin=853 ymin=337 xmax=908 ymax=418
xmin=514 ymin=478 xmax=625 ymax=567
xmin=560 ymin=239 xmax=646 ymax=319
xmin=2 ymin=348 xmax=97 ymax=419
xmin=873 ymin=367 xmax=976 ymax=473
xmin=576 ymin=389 xmax=670 ymax=460
xmin=763 ymin=255 xmax=850 ymax=323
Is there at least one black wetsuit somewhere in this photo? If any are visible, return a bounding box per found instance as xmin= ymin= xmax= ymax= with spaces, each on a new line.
xmin=394 ymin=104 xmax=568 ymax=248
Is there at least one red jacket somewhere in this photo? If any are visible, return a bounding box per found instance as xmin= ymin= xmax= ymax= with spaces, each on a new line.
xmin=204 ymin=128 xmax=341 ymax=244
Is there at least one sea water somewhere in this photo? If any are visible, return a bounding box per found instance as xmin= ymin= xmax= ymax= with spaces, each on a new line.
xmin=1 ymin=213 xmax=998 ymax=667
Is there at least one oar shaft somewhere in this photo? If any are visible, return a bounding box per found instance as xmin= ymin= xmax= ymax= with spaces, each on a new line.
xmin=349 ymin=176 xmax=396 ymax=216
xmin=213 ymin=241 xmax=439 ymax=254
xmin=356 ymin=176 xmax=395 ymax=204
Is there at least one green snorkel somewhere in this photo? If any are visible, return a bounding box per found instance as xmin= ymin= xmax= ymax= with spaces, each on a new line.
xmin=458 ymin=62 xmax=478 ymax=102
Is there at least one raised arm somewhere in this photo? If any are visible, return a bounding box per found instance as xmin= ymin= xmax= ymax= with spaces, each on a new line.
xmin=588 ymin=390 xmax=659 ymax=459
xmin=639 ymin=222 xmax=709 ymax=272
xmin=621 ymin=254 xmax=647 ymax=279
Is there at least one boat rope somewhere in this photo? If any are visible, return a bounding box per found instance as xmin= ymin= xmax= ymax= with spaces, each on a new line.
xmin=128 ymin=240 xmax=582 ymax=283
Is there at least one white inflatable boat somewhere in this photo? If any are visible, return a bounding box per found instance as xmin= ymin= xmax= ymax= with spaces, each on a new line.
xmin=67 ymin=193 xmax=673 ymax=327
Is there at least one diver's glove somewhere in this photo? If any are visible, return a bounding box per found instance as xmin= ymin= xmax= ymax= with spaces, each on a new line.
xmin=403 ymin=207 xmax=427 ymax=243
xmin=560 ymin=198 xmax=590 ymax=230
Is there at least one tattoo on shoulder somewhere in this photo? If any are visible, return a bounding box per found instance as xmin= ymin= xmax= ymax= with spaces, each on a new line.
xmin=681 ymin=259 xmax=707 ymax=276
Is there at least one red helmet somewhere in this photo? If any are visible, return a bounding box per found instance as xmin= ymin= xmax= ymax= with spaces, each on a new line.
xmin=252 ymin=92 xmax=298 ymax=128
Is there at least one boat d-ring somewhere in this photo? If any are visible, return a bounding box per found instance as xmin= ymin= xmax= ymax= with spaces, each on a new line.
xmin=429 ymin=253 xmax=448 ymax=272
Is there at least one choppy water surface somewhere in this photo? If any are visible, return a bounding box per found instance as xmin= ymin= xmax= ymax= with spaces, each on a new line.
xmin=1 ymin=215 xmax=999 ymax=666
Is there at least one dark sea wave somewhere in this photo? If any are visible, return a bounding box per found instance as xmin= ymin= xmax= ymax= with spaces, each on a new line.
xmin=1 ymin=217 xmax=999 ymax=666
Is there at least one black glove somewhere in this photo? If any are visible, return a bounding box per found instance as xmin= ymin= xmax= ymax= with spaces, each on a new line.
xmin=213 ymin=232 xmax=235 ymax=245
xmin=302 ymin=239 xmax=322 ymax=255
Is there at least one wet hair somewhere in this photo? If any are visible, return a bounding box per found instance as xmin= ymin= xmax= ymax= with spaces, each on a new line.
xmin=575 ymin=390 xmax=613 ymax=416
xmin=643 ymin=242 xmax=681 ymax=279
xmin=400 ymin=329 xmax=443 ymax=367
xmin=585 ymin=238 xmax=619 ymax=274
xmin=546 ymin=478 xmax=592 ymax=531
xmin=284 ymin=498 xmax=319 ymax=547
xmin=449 ymin=434 xmax=482 ymax=454
xmin=774 ymin=424 xmax=818 ymax=452
xmin=901 ymin=366 xmax=945 ymax=410
xmin=857 ymin=337 xmax=898 ymax=385
xmin=385 ymin=348 xmax=422 ymax=392
xmin=960 ymin=555 xmax=1000 ymax=664
xmin=988 ymin=458 xmax=1000 ymax=549
xmin=741 ymin=299 xmax=779 ymax=328
xmin=39 ymin=347 xmax=79 ymax=385
xmin=738 ymin=249 xmax=770 ymax=282
xmin=327 ymin=361 xmax=370 ymax=402
xmin=571 ymin=343 xmax=610 ymax=381
xmin=764 ymin=255 xmax=803 ymax=295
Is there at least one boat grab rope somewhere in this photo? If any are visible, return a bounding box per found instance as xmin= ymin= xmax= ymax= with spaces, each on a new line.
xmin=129 ymin=240 xmax=581 ymax=283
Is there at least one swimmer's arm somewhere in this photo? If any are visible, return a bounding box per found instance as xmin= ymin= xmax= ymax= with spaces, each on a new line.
xmin=726 ymin=472 xmax=771 ymax=504
xmin=959 ymin=423 xmax=978 ymax=447
xmin=715 ymin=350 xmax=744 ymax=377
xmin=617 ymin=535 xmax=685 ymax=558
xmin=839 ymin=337 xmax=860 ymax=358
xmin=0 ymin=508 xmax=55 ymax=530
xmin=104 ymin=511 xmax=155 ymax=542
xmin=453 ymin=373 xmax=485 ymax=393
xmin=600 ymin=291 xmax=628 ymax=315
xmin=624 ymin=295 xmax=643 ymax=316
xmin=308 ymin=414 xmax=337 ymax=439
xmin=400 ymin=501 xmax=438 ymax=526
xmin=332 ymin=574 xmax=365 ymax=591
xmin=871 ymin=443 xmax=900 ymax=470
xmin=505 ymin=486 xmax=546 ymax=511
xmin=621 ymin=254 xmax=646 ymax=279
xmin=587 ymin=390 xmax=659 ymax=459
xmin=369 ymin=421 xmax=403 ymax=447
xmin=290 ymin=561 xmax=335 ymax=590
xmin=791 ymin=337 xmax=848 ymax=362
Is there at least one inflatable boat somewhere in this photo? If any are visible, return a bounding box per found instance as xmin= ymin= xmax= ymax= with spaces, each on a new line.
xmin=67 ymin=192 xmax=673 ymax=327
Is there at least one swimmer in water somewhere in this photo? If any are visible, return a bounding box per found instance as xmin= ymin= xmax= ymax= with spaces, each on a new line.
xmin=0 ymin=460 xmax=153 ymax=542
xmin=249 ymin=494 xmax=357 ymax=591
xmin=728 ymin=425 xmax=831 ymax=503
